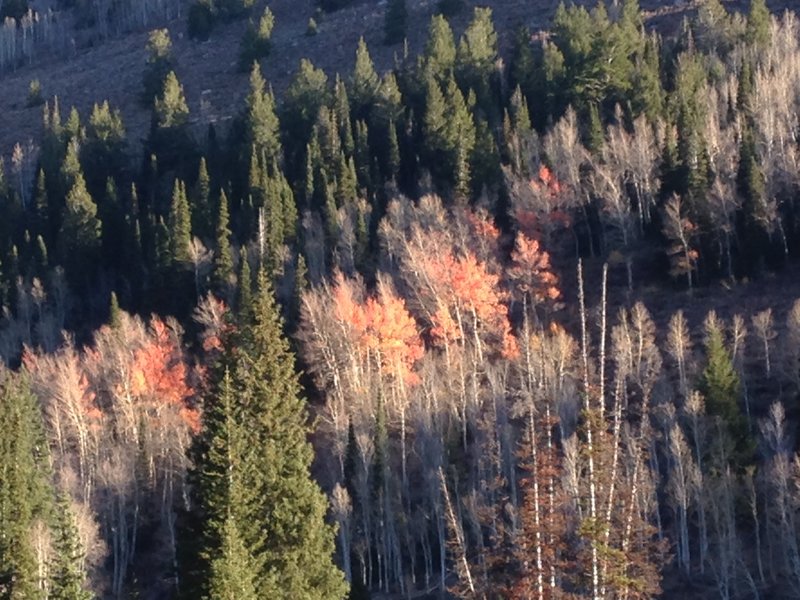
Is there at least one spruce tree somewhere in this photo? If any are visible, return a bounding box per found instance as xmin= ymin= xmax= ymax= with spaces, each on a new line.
xmin=245 ymin=63 xmax=282 ymax=166
xmin=237 ymin=247 xmax=253 ymax=322
xmin=155 ymin=72 xmax=190 ymax=129
xmin=419 ymin=15 xmax=456 ymax=86
xmin=699 ymin=319 xmax=752 ymax=464
xmin=0 ymin=369 xmax=51 ymax=599
xmin=49 ymin=492 xmax=93 ymax=600
xmin=234 ymin=270 xmax=348 ymax=598
xmin=213 ymin=190 xmax=234 ymax=293
xmin=142 ymin=29 xmax=175 ymax=107
xmin=58 ymin=171 xmax=101 ymax=276
xmin=169 ymin=179 xmax=193 ymax=267
xmin=196 ymin=370 xmax=263 ymax=599
xmin=206 ymin=515 xmax=260 ymax=600
xmin=239 ymin=7 xmax=275 ymax=70
xmin=455 ymin=7 xmax=498 ymax=110
xmin=333 ymin=77 xmax=354 ymax=157
xmin=746 ymin=0 xmax=771 ymax=50
xmin=194 ymin=157 xmax=213 ymax=239
xmin=350 ymin=38 xmax=380 ymax=119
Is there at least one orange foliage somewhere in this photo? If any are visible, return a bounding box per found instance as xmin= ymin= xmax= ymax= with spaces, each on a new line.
xmin=331 ymin=273 xmax=424 ymax=385
xmin=129 ymin=318 xmax=198 ymax=433
xmin=507 ymin=233 xmax=561 ymax=304
xmin=426 ymin=251 xmax=518 ymax=358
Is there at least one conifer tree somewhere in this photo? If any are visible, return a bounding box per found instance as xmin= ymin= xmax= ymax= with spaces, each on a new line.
xmin=58 ymin=171 xmax=101 ymax=276
xmin=455 ymin=7 xmax=498 ymax=110
xmin=746 ymin=0 xmax=771 ymax=49
xmin=206 ymin=515 xmax=260 ymax=600
xmin=0 ymin=369 xmax=51 ymax=599
xmin=193 ymin=157 xmax=213 ymax=239
xmin=213 ymin=190 xmax=234 ymax=294
xmin=169 ymin=179 xmax=193 ymax=267
xmin=237 ymin=248 xmax=253 ymax=321
xmin=142 ymin=29 xmax=175 ymax=107
xmin=419 ymin=15 xmax=457 ymax=86
xmin=245 ymin=63 xmax=282 ymax=166
xmin=699 ymin=317 xmax=751 ymax=463
xmin=283 ymin=59 xmax=329 ymax=149
xmin=155 ymin=72 xmax=190 ymax=130
xmin=239 ymin=7 xmax=275 ymax=70
xmin=233 ymin=270 xmax=348 ymax=598
xmin=350 ymin=38 xmax=380 ymax=119
xmin=49 ymin=492 xmax=93 ymax=600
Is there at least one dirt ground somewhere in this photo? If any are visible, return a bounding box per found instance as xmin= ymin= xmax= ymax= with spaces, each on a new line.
xmin=2 ymin=0 xmax=798 ymax=163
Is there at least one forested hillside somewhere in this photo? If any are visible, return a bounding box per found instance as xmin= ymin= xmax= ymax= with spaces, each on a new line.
xmin=5 ymin=0 xmax=800 ymax=598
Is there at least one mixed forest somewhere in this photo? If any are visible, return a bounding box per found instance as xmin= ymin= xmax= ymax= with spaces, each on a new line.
xmin=5 ymin=0 xmax=800 ymax=598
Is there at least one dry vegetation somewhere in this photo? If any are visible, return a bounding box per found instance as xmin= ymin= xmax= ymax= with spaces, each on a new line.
xmin=0 ymin=0 xmax=795 ymax=162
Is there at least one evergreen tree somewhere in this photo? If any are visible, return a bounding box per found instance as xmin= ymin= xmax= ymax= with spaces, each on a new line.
xmin=82 ymin=101 xmax=127 ymax=200
xmin=746 ymin=0 xmax=771 ymax=50
xmin=419 ymin=15 xmax=457 ymax=86
xmin=245 ymin=64 xmax=282 ymax=166
xmin=235 ymin=270 xmax=348 ymax=598
xmin=0 ymin=370 xmax=51 ymax=600
xmin=283 ymin=60 xmax=330 ymax=166
xmin=155 ymin=72 xmax=190 ymax=129
xmin=455 ymin=7 xmax=498 ymax=111
xmin=237 ymin=248 xmax=253 ymax=321
xmin=49 ymin=492 xmax=93 ymax=600
xmin=383 ymin=0 xmax=407 ymax=45
xmin=631 ymin=32 xmax=664 ymax=121
xmin=333 ymin=77 xmax=354 ymax=157
xmin=141 ymin=29 xmax=175 ymax=108
xmin=58 ymin=171 xmax=101 ymax=277
xmin=194 ymin=157 xmax=213 ymax=239
xmin=169 ymin=179 xmax=193 ymax=267
xmin=239 ymin=7 xmax=275 ymax=70
xmin=350 ymin=38 xmax=380 ymax=119
xmin=196 ymin=369 xmax=263 ymax=599
xmin=699 ymin=319 xmax=752 ymax=463
xmin=206 ymin=515 xmax=260 ymax=600
xmin=737 ymin=123 xmax=770 ymax=273
xmin=213 ymin=190 xmax=234 ymax=293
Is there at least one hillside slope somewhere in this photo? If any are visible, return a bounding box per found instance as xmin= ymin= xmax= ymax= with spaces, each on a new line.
xmin=0 ymin=0 xmax=789 ymax=161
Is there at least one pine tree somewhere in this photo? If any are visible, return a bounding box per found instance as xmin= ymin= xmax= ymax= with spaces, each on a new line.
xmin=239 ymin=7 xmax=275 ymax=70
xmin=419 ymin=15 xmax=457 ymax=85
xmin=49 ymin=492 xmax=93 ymax=600
xmin=196 ymin=369 xmax=263 ymax=599
xmin=169 ymin=179 xmax=193 ymax=267
xmin=333 ymin=77 xmax=354 ymax=157
xmin=194 ymin=157 xmax=213 ymax=239
xmin=746 ymin=0 xmax=771 ymax=50
xmin=109 ymin=291 xmax=122 ymax=329
xmin=213 ymin=190 xmax=234 ymax=293
xmin=237 ymin=247 xmax=253 ymax=322
xmin=234 ymin=270 xmax=348 ymax=598
xmin=283 ymin=60 xmax=329 ymax=152
xmin=699 ymin=318 xmax=752 ymax=463
xmin=350 ymin=38 xmax=380 ymax=119
xmin=0 ymin=369 xmax=51 ymax=600
xmin=58 ymin=171 xmax=101 ymax=275
xmin=142 ymin=29 xmax=174 ymax=107
xmin=155 ymin=72 xmax=190 ymax=129
xmin=455 ymin=7 xmax=498 ymax=110
xmin=206 ymin=515 xmax=260 ymax=600
xmin=245 ymin=63 xmax=282 ymax=166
